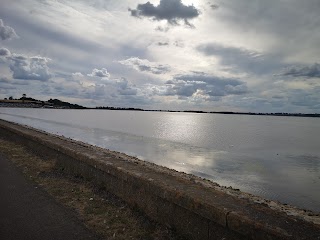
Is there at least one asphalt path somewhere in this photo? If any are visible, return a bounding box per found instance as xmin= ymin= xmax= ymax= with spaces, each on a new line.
xmin=0 ymin=154 xmax=101 ymax=240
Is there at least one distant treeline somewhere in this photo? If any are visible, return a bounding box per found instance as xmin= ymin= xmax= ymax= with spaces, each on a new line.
xmin=96 ymin=106 xmax=143 ymax=111
xmin=47 ymin=99 xmax=86 ymax=109
xmin=94 ymin=106 xmax=320 ymax=118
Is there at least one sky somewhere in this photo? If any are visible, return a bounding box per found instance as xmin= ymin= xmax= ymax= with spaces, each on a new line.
xmin=0 ymin=0 xmax=320 ymax=113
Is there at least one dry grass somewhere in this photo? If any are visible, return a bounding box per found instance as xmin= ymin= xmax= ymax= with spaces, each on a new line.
xmin=0 ymin=137 xmax=184 ymax=240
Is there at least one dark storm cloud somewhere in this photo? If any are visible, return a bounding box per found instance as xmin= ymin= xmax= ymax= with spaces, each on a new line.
xmin=281 ymin=63 xmax=320 ymax=78
xmin=129 ymin=0 xmax=200 ymax=26
xmin=8 ymin=54 xmax=52 ymax=81
xmin=0 ymin=19 xmax=18 ymax=40
xmin=87 ymin=68 xmax=110 ymax=78
xmin=119 ymin=57 xmax=170 ymax=74
xmin=164 ymin=73 xmax=248 ymax=99
xmin=0 ymin=48 xmax=11 ymax=56
xmin=197 ymin=43 xmax=282 ymax=75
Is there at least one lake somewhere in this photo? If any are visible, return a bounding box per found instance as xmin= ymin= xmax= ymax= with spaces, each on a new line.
xmin=0 ymin=108 xmax=319 ymax=212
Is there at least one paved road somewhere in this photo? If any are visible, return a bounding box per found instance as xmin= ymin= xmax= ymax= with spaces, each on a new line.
xmin=0 ymin=154 xmax=101 ymax=240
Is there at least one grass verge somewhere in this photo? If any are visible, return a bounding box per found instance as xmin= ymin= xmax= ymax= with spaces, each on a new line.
xmin=0 ymin=137 xmax=184 ymax=240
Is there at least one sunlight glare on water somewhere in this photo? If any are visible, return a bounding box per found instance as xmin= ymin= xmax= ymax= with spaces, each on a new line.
xmin=154 ymin=113 xmax=202 ymax=143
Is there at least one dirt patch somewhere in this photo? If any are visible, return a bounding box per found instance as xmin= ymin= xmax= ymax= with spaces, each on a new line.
xmin=0 ymin=137 xmax=185 ymax=240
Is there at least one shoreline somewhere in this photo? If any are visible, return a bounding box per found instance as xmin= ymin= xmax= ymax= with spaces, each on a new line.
xmin=1 ymin=103 xmax=319 ymax=118
xmin=0 ymin=118 xmax=319 ymax=239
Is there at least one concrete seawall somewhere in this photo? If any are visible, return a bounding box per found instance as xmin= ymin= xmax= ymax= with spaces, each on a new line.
xmin=0 ymin=119 xmax=319 ymax=240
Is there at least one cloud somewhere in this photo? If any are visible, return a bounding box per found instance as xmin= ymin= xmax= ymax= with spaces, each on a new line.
xmin=45 ymin=69 xmax=141 ymax=104
xmin=197 ymin=43 xmax=282 ymax=75
xmin=0 ymin=19 xmax=18 ymax=40
xmin=209 ymin=4 xmax=219 ymax=10
xmin=288 ymin=88 xmax=320 ymax=110
xmin=213 ymin=1 xmax=320 ymax=64
xmin=114 ymin=77 xmax=138 ymax=96
xmin=119 ymin=57 xmax=170 ymax=74
xmin=86 ymin=77 xmax=138 ymax=98
xmin=217 ymin=1 xmax=320 ymax=37
xmin=281 ymin=63 xmax=320 ymax=78
xmin=0 ymin=76 xmax=29 ymax=85
xmin=0 ymin=76 xmax=30 ymax=98
xmin=0 ymin=77 xmax=11 ymax=83
xmin=0 ymin=48 xmax=11 ymax=56
xmin=72 ymin=72 xmax=84 ymax=77
xmin=8 ymin=54 xmax=52 ymax=81
xmin=1 ymin=0 xmax=318 ymax=112
xmin=87 ymin=68 xmax=110 ymax=78
xmin=129 ymin=0 xmax=200 ymax=27
xmin=173 ymin=40 xmax=184 ymax=48
xmin=155 ymin=26 xmax=170 ymax=32
xmin=163 ymin=73 xmax=248 ymax=100
xmin=0 ymin=84 xmax=16 ymax=90
xmin=157 ymin=42 xmax=169 ymax=46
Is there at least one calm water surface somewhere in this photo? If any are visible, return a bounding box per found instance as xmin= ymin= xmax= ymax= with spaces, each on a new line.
xmin=1 ymin=108 xmax=319 ymax=212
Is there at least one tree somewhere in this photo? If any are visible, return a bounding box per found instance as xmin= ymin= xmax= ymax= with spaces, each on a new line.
xmin=22 ymin=93 xmax=26 ymax=103
xmin=9 ymin=96 xmax=13 ymax=100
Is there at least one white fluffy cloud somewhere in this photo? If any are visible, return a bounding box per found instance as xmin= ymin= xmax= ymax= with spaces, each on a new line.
xmin=8 ymin=54 xmax=52 ymax=81
xmin=119 ymin=57 xmax=170 ymax=75
xmin=0 ymin=19 xmax=18 ymax=40
xmin=87 ymin=68 xmax=110 ymax=78
xmin=72 ymin=72 xmax=84 ymax=77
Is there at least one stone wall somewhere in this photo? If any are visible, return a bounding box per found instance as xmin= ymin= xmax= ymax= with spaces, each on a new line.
xmin=0 ymin=119 xmax=319 ymax=240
